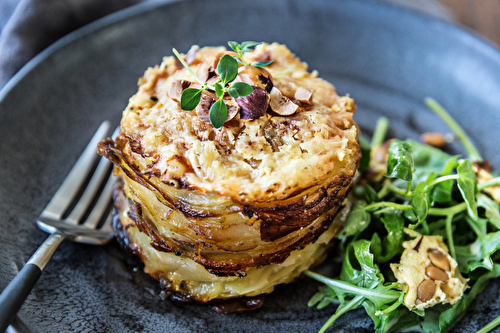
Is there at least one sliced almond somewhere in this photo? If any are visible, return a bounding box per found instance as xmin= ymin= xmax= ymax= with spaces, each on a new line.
xmin=269 ymin=87 xmax=300 ymax=116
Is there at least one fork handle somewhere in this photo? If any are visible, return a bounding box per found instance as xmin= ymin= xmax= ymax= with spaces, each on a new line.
xmin=0 ymin=232 xmax=66 ymax=332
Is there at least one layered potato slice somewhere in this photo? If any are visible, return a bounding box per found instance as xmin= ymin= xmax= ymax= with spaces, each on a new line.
xmin=99 ymin=43 xmax=360 ymax=303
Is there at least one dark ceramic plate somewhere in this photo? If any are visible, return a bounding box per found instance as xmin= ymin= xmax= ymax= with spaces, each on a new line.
xmin=1 ymin=0 xmax=500 ymax=332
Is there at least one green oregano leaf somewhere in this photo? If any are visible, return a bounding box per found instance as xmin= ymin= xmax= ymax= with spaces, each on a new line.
xmin=180 ymin=88 xmax=203 ymax=111
xmin=254 ymin=60 xmax=274 ymax=68
xmin=217 ymin=54 xmax=238 ymax=85
xmin=386 ymin=140 xmax=414 ymax=181
xmin=228 ymin=82 xmax=253 ymax=98
xmin=228 ymin=41 xmax=240 ymax=53
xmin=209 ymin=98 xmax=228 ymax=129
xmin=214 ymin=83 xmax=224 ymax=99
xmin=240 ymin=41 xmax=261 ymax=52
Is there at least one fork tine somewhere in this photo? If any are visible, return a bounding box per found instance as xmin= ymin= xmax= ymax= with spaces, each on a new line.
xmin=82 ymin=173 xmax=116 ymax=229
xmin=40 ymin=121 xmax=111 ymax=220
xmin=64 ymin=157 xmax=112 ymax=224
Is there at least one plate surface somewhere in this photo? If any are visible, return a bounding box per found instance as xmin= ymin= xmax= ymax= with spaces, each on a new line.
xmin=1 ymin=0 xmax=500 ymax=332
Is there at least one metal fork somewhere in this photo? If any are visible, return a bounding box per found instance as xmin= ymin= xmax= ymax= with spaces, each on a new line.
xmin=0 ymin=121 xmax=117 ymax=332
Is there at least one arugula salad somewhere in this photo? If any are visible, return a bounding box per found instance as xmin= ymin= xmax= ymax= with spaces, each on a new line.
xmin=305 ymin=98 xmax=500 ymax=333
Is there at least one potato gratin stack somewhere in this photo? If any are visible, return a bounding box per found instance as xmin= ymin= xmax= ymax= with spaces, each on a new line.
xmin=99 ymin=43 xmax=360 ymax=310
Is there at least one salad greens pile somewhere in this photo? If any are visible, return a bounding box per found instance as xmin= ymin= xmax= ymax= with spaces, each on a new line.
xmin=305 ymin=98 xmax=500 ymax=332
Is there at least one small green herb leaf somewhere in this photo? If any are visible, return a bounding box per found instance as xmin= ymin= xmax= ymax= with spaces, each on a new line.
xmin=217 ymin=55 xmax=238 ymax=85
xmin=240 ymin=41 xmax=261 ymax=52
xmin=228 ymin=41 xmax=241 ymax=53
xmin=457 ymin=159 xmax=478 ymax=222
xmin=254 ymin=60 xmax=274 ymax=68
xmin=214 ymin=83 xmax=224 ymax=99
xmin=228 ymin=82 xmax=253 ymax=98
xmin=386 ymin=140 xmax=414 ymax=181
xmin=180 ymin=88 xmax=203 ymax=111
xmin=209 ymin=98 xmax=228 ymax=129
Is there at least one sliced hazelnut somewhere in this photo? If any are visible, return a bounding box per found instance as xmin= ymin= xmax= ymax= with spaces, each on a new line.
xmin=189 ymin=82 xmax=203 ymax=90
xmin=236 ymin=87 xmax=269 ymax=121
xmin=421 ymin=132 xmax=448 ymax=148
xmin=417 ymin=280 xmax=436 ymax=302
xmin=185 ymin=45 xmax=199 ymax=65
xmin=428 ymin=249 xmax=451 ymax=271
xmin=196 ymin=59 xmax=215 ymax=83
xmin=206 ymin=75 xmax=220 ymax=86
xmin=195 ymin=91 xmax=239 ymax=125
xmin=425 ymin=267 xmax=449 ymax=282
xmin=196 ymin=91 xmax=216 ymax=124
xmin=269 ymin=87 xmax=300 ymax=116
xmin=224 ymin=96 xmax=239 ymax=121
xmin=237 ymin=66 xmax=274 ymax=92
xmin=294 ymin=87 xmax=313 ymax=104
xmin=169 ymin=80 xmax=191 ymax=102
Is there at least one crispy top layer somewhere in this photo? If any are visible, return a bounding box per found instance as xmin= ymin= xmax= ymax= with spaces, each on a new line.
xmin=119 ymin=43 xmax=359 ymax=203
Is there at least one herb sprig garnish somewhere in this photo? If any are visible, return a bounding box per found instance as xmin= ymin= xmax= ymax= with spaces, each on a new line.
xmin=228 ymin=41 xmax=274 ymax=67
xmin=305 ymin=99 xmax=500 ymax=333
xmin=172 ymin=41 xmax=273 ymax=128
